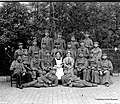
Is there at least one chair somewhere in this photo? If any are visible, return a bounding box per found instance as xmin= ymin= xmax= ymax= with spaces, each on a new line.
xmin=11 ymin=71 xmax=17 ymax=87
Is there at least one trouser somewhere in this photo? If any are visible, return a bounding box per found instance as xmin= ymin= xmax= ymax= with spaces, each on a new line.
xmin=24 ymin=72 xmax=32 ymax=82
xmin=91 ymin=70 xmax=100 ymax=84
xmin=13 ymin=73 xmax=22 ymax=87
xmin=83 ymin=69 xmax=91 ymax=81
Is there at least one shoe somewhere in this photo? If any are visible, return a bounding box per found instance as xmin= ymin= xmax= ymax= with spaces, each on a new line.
xmin=44 ymin=83 xmax=48 ymax=87
xmin=18 ymin=85 xmax=23 ymax=89
xmin=69 ymin=83 xmax=73 ymax=87
xmin=105 ymin=83 xmax=109 ymax=87
xmin=92 ymin=84 xmax=98 ymax=87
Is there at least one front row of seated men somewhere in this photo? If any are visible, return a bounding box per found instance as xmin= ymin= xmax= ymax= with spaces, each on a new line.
xmin=10 ymin=47 xmax=113 ymax=89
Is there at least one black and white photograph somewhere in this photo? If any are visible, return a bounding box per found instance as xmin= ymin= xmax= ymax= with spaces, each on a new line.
xmin=0 ymin=1 xmax=119 ymax=104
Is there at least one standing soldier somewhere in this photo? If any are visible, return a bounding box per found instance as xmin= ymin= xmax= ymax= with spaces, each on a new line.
xmin=41 ymin=51 xmax=53 ymax=75
xmin=75 ymin=53 xmax=89 ymax=81
xmin=30 ymin=51 xmax=43 ymax=80
xmin=41 ymin=29 xmax=53 ymax=51
xmin=28 ymin=40 xmax=40 ymax=60
xmin=77 ymin=40 xmax=89 ymax=59
xmin=54 ymin=32 xmax=66 ymax=50
xmin=14 ymin=42 xmax=24 ymax=60
xmin=66 ymin=42 xmax=76 ymax=59
xmin=51 ymin=41 xmax=64 ymax=58
xmin=91 ymin=42 xmax=102 ymax=63
xmin=99 ymin=53 xmax=113 ymax=87
xmin=61 ymin=67 xmax=97 ymax=87
xmin=83 ymin=32 xmax=93 ymax=50
xmin=39 ymin=43 xmax=48 ymax=60
xmin=69 ymin=36 xmax=79 ymax=51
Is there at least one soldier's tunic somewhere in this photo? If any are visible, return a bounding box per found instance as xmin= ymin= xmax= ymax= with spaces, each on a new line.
xmin=83 ymin=38 xmax=93 ymax=50
xmin=91 ymin=47 xmax=102 ymax=63
xmin=30 ymin=57 xmax=42 ymax=79
xmin=77 ymin=46 xmax=89 ymax=58
xmin=14 ymin=49 xmax=25 ymax=60
xmin=61 ymin=72 xmax=96 ymax=87
xmin=54 ymin=38 xmax=66 ymax=50
xmin=41 ymin=55 xmax=53 ymax=74
xmin=69 ymin=41 xmax=79 ymax=51
xmin=63 ymin=56 xmax=74 ymax=75
xmin=75 ymin=57 xmax=89 ymax=81
xmin=41 ymin=36 xmax=53 ymax=51
xmin=28 ymin=45 xmax=39 ymax=59
xmin=99 ymin=59 xmax=113 ymax=85
xmin=39 ymin=48 xmax=48 ymax=60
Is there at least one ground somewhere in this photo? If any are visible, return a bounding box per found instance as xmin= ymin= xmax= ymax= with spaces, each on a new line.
xmin=0 ymin=74 xmax=120 ymax=104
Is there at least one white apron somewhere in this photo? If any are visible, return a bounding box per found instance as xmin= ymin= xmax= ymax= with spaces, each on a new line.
xmin=54 ymin=58 xmax=64 ymax=80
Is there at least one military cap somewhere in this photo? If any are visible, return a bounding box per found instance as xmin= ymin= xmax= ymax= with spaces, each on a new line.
xmin=85 ymin=31 xmax=90 ymax=36
xmin=34 ymin=51 xmax=39 ymax=54
xmin=46 ymin=51 xmax=51 ymax=54
xmin=18 ymin=42 xmax=23 ymax=45
xmin=94 ymin=42 xmax=99 ymax=44
xmin=102 ymin=53 xmax=107 ymax=56
xmin=67 ymin=42 xmax=72 ymax=45
xmin=55 ymin=41 xmax=60 ymax=45
xmin=80 ymin=40 xmax=84 ymax=44
xmin=58 ymin=32 xmax=62 ymax=35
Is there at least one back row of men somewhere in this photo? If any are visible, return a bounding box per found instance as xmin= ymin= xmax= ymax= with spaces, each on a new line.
xmin=10 ymin=30 xmax=113 ymax=89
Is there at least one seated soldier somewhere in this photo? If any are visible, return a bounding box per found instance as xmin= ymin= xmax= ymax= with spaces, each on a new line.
xmin=61 ymin=67 xmax=97 ymax=87
xmin=30 ymin=51 xmax=43 ymax=80
xmin=63 ymin=51 xmax=74 ymax=75
xmin=98 ymin=53 xmax=113 ymax=87
xmin=75 ymin=53 xmax=89 ymax=81
xmin=10 ymin=56 xmax=27 ymax=89
xmin=41 ymin=51 xmax=53 ymax=74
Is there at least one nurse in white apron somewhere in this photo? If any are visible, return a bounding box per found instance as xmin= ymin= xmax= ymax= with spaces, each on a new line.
xmin=52 ymin=51 xmax=64 ymax=80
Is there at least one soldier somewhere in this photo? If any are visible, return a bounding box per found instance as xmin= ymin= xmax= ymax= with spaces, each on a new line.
xmin=54 ymin=32 xmax=66 ymax=50
xmin=28 ymin=40 xmax=40 ymax=60
xmin=99 ymin=53 xmax=113 ymax=87
xmin=61 ymin=67 xmax=97 ymax=87
xmin=66 ymin=42 xmax=76 ymax=59
xmin=39 ymin=42 xmax=48 ymax=60
xmin=91 ymin=42 xmax=102 ymax=63
xmin=51 ymin=41 xmax=64 ymax=58
xmin=75 ymin=53 xmax=89 ymax=81
xmin=63 ymin=51 xmax=74 ymax=75
xmin=41 ymin=29 xmax=53 ymax=51
xmin=10 ymin=56 xmax=26 ymax=89
xmin=83 ymin=32 xmax=93 ymax=50
xmin=41 ymin=51 xmax=53 ymax=74
xmin=22 ymin=67 xmax=58 ymax=88
xmin=77 ymin=40 xmax=89 ymax=59
xmin=69 ymin=36 xmax=79 ymax=51
xmin=14 ymin=42 xmax=24 ymax=60
xmin=30 ymin=51 xmax=43 ymax=80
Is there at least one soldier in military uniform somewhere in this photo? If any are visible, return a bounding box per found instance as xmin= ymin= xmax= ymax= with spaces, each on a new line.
xmin=61 ymin=67 xmax=97 ymax=87
xmin=14 ymin=42 xmax=24 ymax=60
xmin=91 ymin=42 xmax=102 ymax=63
xmin=41 ymin=29 xmax=53 ymax=51
xmin=28 ymin=40 xmax=40 ymax=60
xmin=51 ymin=41 xmax=64 ymax=58
xmin=66 ymin=42 xmax=76 ymax=59
xmin=54 ymin=32 xmax=66 ymax=50
xmin=30 ymin=51 xmax=43 ymax=80
xmin=10 ymin=56 xmax=26 ymax=89
xmin=77 ymin=40 xmax=89 ymax=59
xmin=98 ymin=53 xmax=113 ymax=87
xmin=69 ymin=36 xmax=79 ymax=51
xmin=41 ymin=51 xmax=53 ymax=74
xmin=39 ymin=42 xmax=48 ymax=60
xmin=22 ymin=67 xmax=58 ymax=88
xmin=83 ymin=32 xmax=93 ymax=50
xmin=63 ymin=51 xmax=74 ymax=75
xmin=75 ymin=53 xmax=89 ymax=81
